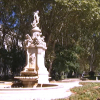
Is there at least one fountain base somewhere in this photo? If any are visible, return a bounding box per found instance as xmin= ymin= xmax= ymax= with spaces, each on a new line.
xmin=14 ymin=75 xmax=50 ymax=87
xmin=20 ymin=71 xmax=37 ymax=76
xmin=14 ymin=76 xmax=38 ymax=87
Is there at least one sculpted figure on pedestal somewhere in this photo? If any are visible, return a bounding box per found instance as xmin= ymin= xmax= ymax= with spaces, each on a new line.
xmin=24 ymin=34 xmax=32 ymax=47
xmin=29 ymin=54 xmax=35 ymax=65
xmin=31 ymin=10 xmax=40 ymax=28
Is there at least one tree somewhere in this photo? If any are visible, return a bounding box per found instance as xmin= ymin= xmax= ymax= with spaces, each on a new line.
xmin=1 ymin=0 xmax=100 ymax=79
xmin=0 ymin=0 xmax=56 ymax=77
xmin=53 ymin=0 xmax=100 ymax=74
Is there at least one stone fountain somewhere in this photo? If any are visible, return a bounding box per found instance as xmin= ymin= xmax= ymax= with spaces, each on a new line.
xmin=15 ymin=11 xmax=49 ymax=87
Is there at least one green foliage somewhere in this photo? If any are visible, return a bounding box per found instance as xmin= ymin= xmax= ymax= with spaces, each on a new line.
xmin=0 ymin=46 xmax=26 ymax=77
xmin=69 ymin=82 xmax=100 ymax=100
xmin=53 ymin=0 xmax=100 ymax=73
xmin=0 ymin=0 xmax=54 ymax=77
xmin=89 ymin=71 xmax=95 ymax=77
xmin=52 ymin=44 xmax=79 ymax=74
xmin=1 ymin=0 xmax=100 ymax=79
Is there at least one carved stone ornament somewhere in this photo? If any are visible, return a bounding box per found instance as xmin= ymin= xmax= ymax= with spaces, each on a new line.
xmin=24 ymin=11 xmax=46 ymax=48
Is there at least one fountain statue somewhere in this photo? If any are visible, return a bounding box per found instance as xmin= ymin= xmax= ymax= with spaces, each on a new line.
xmin=15 ymin=10 xmax=49 ymax=87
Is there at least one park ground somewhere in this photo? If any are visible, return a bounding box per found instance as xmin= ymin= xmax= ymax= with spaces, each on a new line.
xmin=0 ymin=78 xmax=100 ymax=100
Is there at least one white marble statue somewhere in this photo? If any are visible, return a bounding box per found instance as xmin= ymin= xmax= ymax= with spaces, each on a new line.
xmin=20 ymin=10 xmax=49 ymax=85
xmin=24 ymin=34 xmax=32 ymax=47
xmin=31 ymin=10 xmax=40 ymax=28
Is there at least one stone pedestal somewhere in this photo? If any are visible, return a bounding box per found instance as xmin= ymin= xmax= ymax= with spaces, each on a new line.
xmin=21 ymin=47 xmax=38 ymax=76
xmin=21 ymin=44 xmax=49 ymax=84
xmin=37 ymin=46 xmax=49 ymax=84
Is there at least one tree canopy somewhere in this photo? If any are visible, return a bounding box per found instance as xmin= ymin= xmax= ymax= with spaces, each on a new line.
xmin=0 ymin=0 xmax=100 ymax=80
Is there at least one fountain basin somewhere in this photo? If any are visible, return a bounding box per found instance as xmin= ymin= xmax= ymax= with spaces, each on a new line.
xmin=14 ymin=76 xmax=38 ymax=81
xmin=14 ymin=76 xmax=38 ymax=87
xmin=0 ymin=83 xmax=68 ymax=100
xmin=20 ymin=71 xmax=38 ymax=76
xmin=14 ymin=76 xmax=51 ymax=87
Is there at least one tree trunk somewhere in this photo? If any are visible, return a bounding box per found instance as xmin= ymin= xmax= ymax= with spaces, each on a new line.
xmin=49 ymin=61 xmax=53 ymax=76
xmin=89 ymin=52 xmax=95 ymax=71
xmin=48 ymin=40 xmax=57 ymax=76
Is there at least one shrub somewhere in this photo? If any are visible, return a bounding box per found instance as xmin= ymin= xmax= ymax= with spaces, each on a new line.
xmin=89 ymin=71 xmax=95 ymax=77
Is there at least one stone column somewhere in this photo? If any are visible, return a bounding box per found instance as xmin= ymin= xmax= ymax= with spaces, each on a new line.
xmin=37 ymin=46 xmax=49 ymax=84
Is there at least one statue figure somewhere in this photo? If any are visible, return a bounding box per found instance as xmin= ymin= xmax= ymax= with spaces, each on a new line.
xmin=24 ymin=10 xmax=46 ymax=47
xmin=31 ymin=10 xmax=40 ymax=28
xmin=29 ymin=54 xmax=36 ymax=65
xmin=24 ymin=34 xmax=32 ymax=47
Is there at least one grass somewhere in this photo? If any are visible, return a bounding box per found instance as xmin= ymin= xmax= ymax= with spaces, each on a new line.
xmin=68 ymin=82 xmax=100 ymax=100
